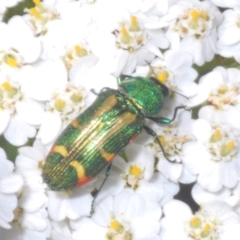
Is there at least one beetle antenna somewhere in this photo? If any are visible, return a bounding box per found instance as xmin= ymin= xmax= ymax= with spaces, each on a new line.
xmin=145 ymin=61 xmax=189 ymax=100
xmin=171 ymin=90 xmax=189 ymax=100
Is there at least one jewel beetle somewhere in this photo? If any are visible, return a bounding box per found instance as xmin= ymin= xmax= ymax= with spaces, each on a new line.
xmin=42 ymin=75 xmax=185 ymax=214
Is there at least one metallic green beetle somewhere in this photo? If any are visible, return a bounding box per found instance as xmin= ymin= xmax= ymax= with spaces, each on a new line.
xmin=42 ymin=75 xmax=184 ymax=213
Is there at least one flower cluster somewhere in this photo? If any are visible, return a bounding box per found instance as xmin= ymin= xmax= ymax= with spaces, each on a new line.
xmin=1 ymin=0 xmax=240 ymax=239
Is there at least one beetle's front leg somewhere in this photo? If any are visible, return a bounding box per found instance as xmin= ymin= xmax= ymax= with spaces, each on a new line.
xmin=90 ymin=87 xmax=111 ymax=96
xmin=147 ymin=106 xmax=188 ymax=124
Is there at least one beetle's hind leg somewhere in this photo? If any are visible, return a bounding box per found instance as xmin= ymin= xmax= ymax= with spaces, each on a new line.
xmin=90 ymin=162 xmax=112 ymax=216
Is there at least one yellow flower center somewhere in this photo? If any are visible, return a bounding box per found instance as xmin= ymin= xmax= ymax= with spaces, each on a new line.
xmin=120 ymin=27 xmax=132 ymax=44
xmin=221 ymin=141 xmax=235 ymax=157
xmin=2 ymin=82 xmax=18 ymax=97
xmin=158 ymin=136 xmax=165 ymax=144
xmin=110 ymin=220 xmax=124 ymax=233
xmin=157 ymin=71 xmax=169 ymax=83
xmin=130 ymin=16 xmax=140 ymax=32
xmin=200 ymin=223 xmax=212 ymax=238
xmin=4 ymin=54 xmax=18 ymax=67
xmin=191 ymin=10 xmax=200 ymax=20
xmin=210 ymin=129 xmax=221 ymax=142
xmin=218 ymin=85 xmax=228 ymax=94
xmin=55 ymin=99 xmax=66 ymax=112
xmin=74 ymin=45 xmax=88 ymax=57
xmin=190 ymin=216 xmax=202 ymax=228
xmin=29 ymin=7 xmax=42 ymax=19
xmin=71 ymin=92 xmax=83 ymax=103
xmin=129 ymin=165 xmax=142 ymax=176
xmin=33 ymin=0 xmax=41 ymax=7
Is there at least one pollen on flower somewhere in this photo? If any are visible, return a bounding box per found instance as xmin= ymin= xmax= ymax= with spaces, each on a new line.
xmin=129 ymin=165 xmax=142 ymax=176
xmin=71 ymin=92 xmax=83 ymax=103
xmin=157 ymin=71 xmax=169 ymax=83
xmin=110 ymin=220 xmax=122 ymax=231
xmin=208 ymin=83 xmax=239 ymax=109
xmin=220 ymin=141 xmax=235 ymax=157
xmin=175 ymin=6 xmax=212 ymax=38
xmin=55 ymin=99 xmax=66 ymax=112
xmin=218 ymin=85 xmax=228 ymax=94
xmin=74 ymin=45 xmax=88 ymax=57
xmin=158 ymin=136 xmax=165 ymax=144
xmin=6 ymin=57 xmax=18 ymax=67
xmin=29 ymin=7 xmax=42 ymax=20
xmin=190 ymin=10 xmax=200 ymax=20
xmin=200 ymin=11 xmax=209 ymax=21
xmin=120 ymin=27 xmax=132 ymax=44
xmin=0 ymin=80 xmax=22 ymax=114
xmin=210 ymin=129 xmax=222 ymax=143
xmin=63 ymin=43 xmax=90 ymax=68
xmin=190 ymin=216 xmax=202 ymax=228
xmin=107 ymin=219 xmax=132 ymax=240
xmin=2 ymin=82 xmax=12 ymax=92
xmin=114 ymin=15 xmax=146 ymax=52
xmin=130 ymin=16 xmax=140 ymax=32
xmin=47 ymin=84 xmax=85 ymax=122
xmin=201 ymin=223 xmax=212 ymax=238
xmin=3 ymin=54 xmax=19 ymax=68
xmin=33 ymin=0 xmax=41 ymax=7
xmin=186 ymin=214 xmax=217 ymax=240
xmin=26 ymin=0 xmax=59 ymax=34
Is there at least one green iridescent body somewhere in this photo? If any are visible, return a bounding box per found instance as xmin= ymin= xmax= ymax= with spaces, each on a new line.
xmin=43 ymin=76 xmax=183 ymax=194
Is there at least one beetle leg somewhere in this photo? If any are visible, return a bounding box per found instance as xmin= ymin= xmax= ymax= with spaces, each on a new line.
xmin=144 ymin=126 xmax=177 ymax=163
xmin=117 ymin=75 xmax=132 ymax=85
xmin=90 ymin=162 xmax=113 ymax=216
xmin=90 ymin=87 xmax=111 ymax=95
xmin=147 ymin=106 xmax=187 ymax=124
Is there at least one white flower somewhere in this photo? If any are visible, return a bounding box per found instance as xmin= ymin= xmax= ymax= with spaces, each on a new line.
xmin=191 ymin=183 xmax=231 ymax=205
xmin=0 ymin=16 xmax=44 ymax=145
xmin=37 ymin=82 xmax=86 ymax=144
xmin=182 ymin=119 xmax=240 ymax=192
xmin=89 ymin=5 xmax=169 ymax=75
xmin=0 ymin=76 xmax=45 ymax=146
xmin=0 ymin=148 xmax=23 ymax=229
xmin=47 ymin=187 xmax=93 ymax=221
xmin=15 ymin=143 xmax=48 ymax=211
xmin=160 ymin=200 xmax=240 ymax=240
xmin=123 ymin=143 xmax=155 ymax=188
xmin=24 ymin=0 xmax=60 ymax=35
xmin=13 ymin=142 xmax=51 ymax=239
xmin=231 ymin=183 xmax=240 ymax=216
xmin=210 ymin=0 xmax=240 ymax=8
xmin=1 ymin=207 xmax=51 ymax=240
xmin=188 ymin=67 xmax=240 ymax=129
xmin=91 ymin=156 xmax=126 ymax=206
xmin=75 ymin=190 xmax=162 ymax=240
xmin=146 ymin=110 xmax=195 ymax=183
xmin=69 ymin=56 xmax=118 ymax=105
xmin=0 ymin=16 xmax=41 ymax=76
xmin=94 ymin=0 xmax=172 ymax=16
xmin=162 ymin=0 xmax=222 ymax=65
xmin=218 ymin=8 xmax=240 ymax=63
xmin=50 ymin=220 xmax=75 ymax=240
